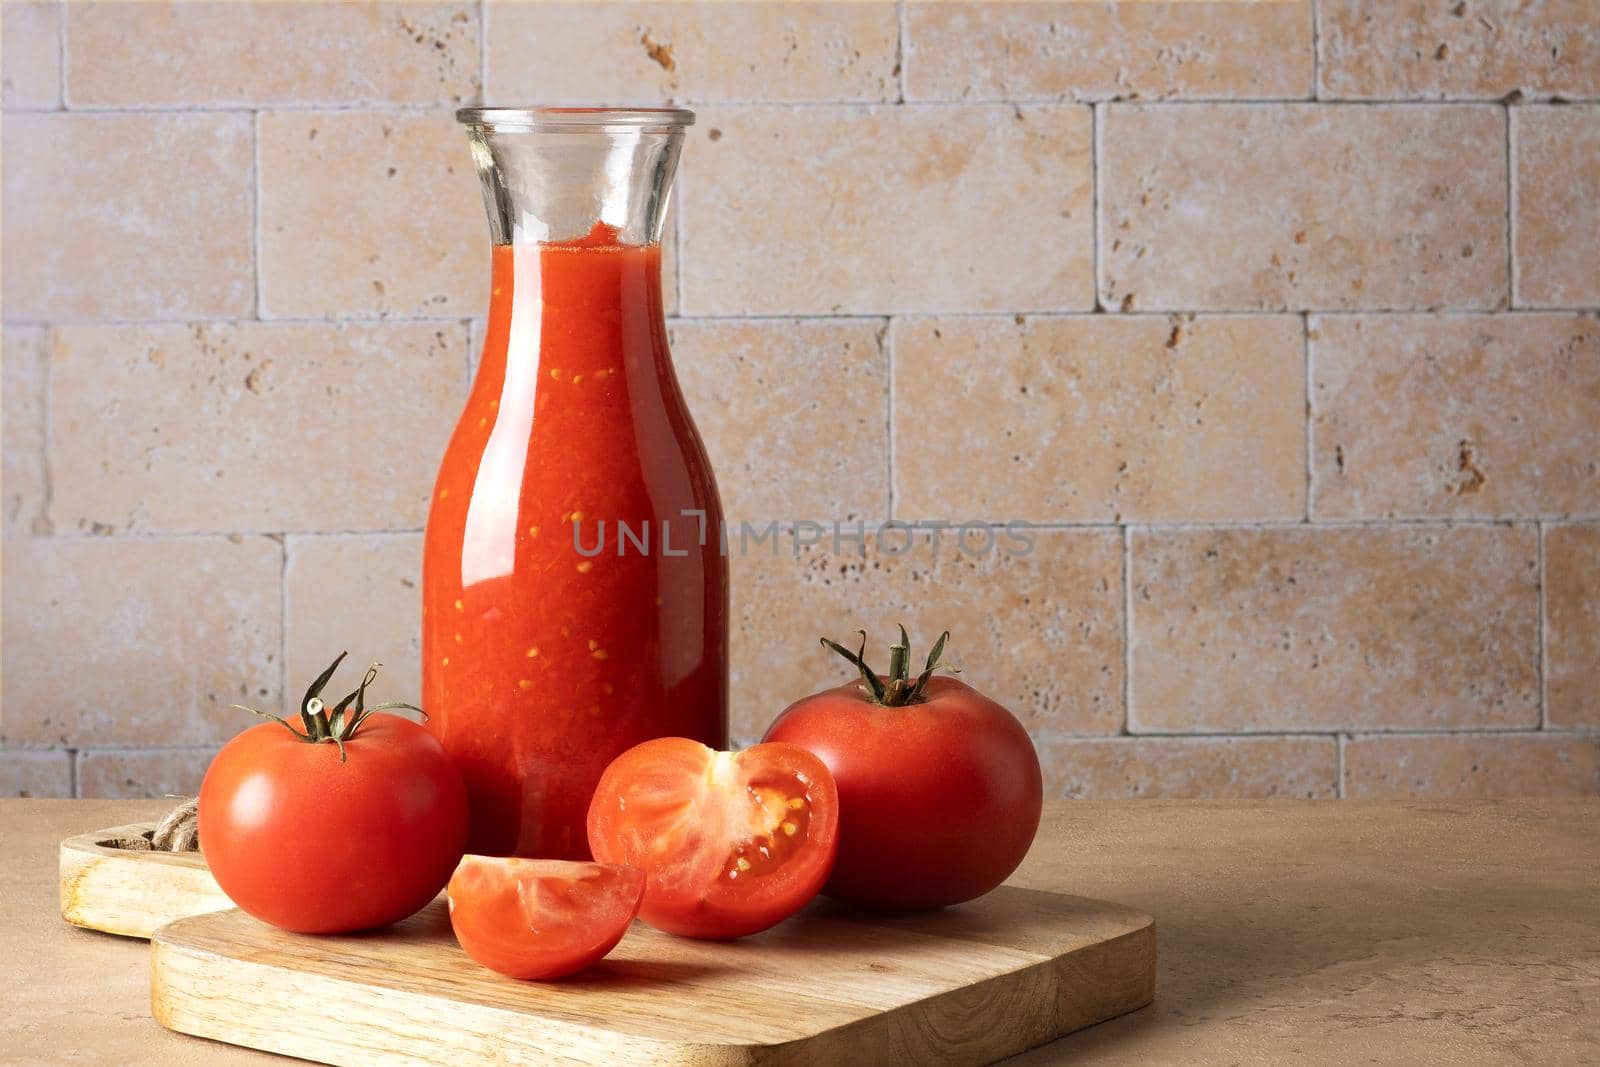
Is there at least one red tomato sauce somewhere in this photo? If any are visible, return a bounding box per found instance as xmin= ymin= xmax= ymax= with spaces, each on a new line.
xmin=422 ymin=225 xmax=728 ymax=859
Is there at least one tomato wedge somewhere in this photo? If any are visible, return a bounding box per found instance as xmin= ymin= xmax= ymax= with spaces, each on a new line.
xmin=446 ymin=856 xmax=644 ymax=979
xmin=586 ymin=738 xmax=839 ymax=939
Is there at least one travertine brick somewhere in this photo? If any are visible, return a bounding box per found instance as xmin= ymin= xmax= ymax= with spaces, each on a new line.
xmin=1514 ymin=106 xmax=1600 ymax=308
xmin=0 ymin=537 xmax=281 ymax=747
xmin=1100 ymin=104 xmax=1507 ymax=311
xmin=905 ymin=1 xmax=1313 ymax=101
xmin=894 ymin=315 xmax=1305 ymax=522
xmin=1 ymin=1 xmax=60 ymax=108
xmin=258 ymin=110 xmax=485 ymax=318
xmin=3 ymin=327 xmax=48 ymax=536
xmin=0 ymin=750 xmax=72 ymax=798
xmin=1130 ymin=526 xmax=1539 ymax=732
xmin=1546 ymin=524 xmax=1600 ymax=728
xmin=2 ymin=113 xmax=253 ymax=320
xmin=681 ymin=105 xmax=1093 ymax=314
xmin=76 ymin=749 xmax=214 ymax=799
xmin=1344 ymin=734 xmax=1600 ymax=798
xmin=1038 ymin=736 xmax=1337 ymax=799
xmin=1311 ymin=314 xmax=1600 ymax=519
xmin=1319 ymin=0 xmax=1600 ymax=100
xmin=729 ymin=530 xmax=1123 ymax=742
xmin=285 ymin=534 xmax=423 ymax=708
xmin=672 ymin=319 xmax=888 ymax=524
xmin=49 ymin=322 xmax=466 ymax=534
xmin=65 ymin=2 xmax=478 ymax=108
xmin=486 ymin=1 xmax=897 ymax=103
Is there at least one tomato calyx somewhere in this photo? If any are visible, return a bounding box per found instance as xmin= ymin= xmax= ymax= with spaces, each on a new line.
xmin=230 ymin=651 xmax=425 ymax=762
xmin=819 ymin=626 xmax=956 ymax=707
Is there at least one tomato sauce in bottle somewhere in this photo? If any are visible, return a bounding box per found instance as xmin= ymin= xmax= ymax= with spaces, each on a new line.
xmin=423 ymin=108 xmax=727 ymax=858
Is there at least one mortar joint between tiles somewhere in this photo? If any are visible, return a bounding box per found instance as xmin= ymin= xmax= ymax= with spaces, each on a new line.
xmin=30 ymin=99 xmax=1600 ymax=118
xmin=477 ymin=0 xmax=489 ymax=104
xmin=55 ymin=0 xmax=68 ymax=108
xmin=1536 ymin=519 xmax=1548 ymax=729
xmin=885 ymin=319 xmax=896 ymax=521
xmin=251 ymin=110 xmax=263 ymax=321
xmin=1310 ymin=0 xmax=1322 ymax=101
xmin=1091 ymin=102 xmax=1105 ymax=312
xmin=895 ymin=0 xmax=908 ymax=105
xmin=36 ymin=325 xmax=58 ymax=537
xmin=1302 ymin=311 xmax=1314 ymax=523
xmin=1121 ymin=524 xmax=1134 ymax=735
xmin=19 ymin=308 xmax=1600 ymax=330
xmin=1505 ymin=103 xmax=1519 ymax=309
xmin=278 ymin=534 xmax=289 ymax=708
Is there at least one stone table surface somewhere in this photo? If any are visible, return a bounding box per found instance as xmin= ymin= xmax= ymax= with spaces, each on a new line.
xmin=4 ymin=798 xmax=1597 ymax=1065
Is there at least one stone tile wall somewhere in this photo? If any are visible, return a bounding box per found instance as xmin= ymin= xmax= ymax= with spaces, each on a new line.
xmin=3 ymin=1 xmax=1596 ymax=799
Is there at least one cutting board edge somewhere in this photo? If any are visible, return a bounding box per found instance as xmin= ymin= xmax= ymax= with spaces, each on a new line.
xmin=149 ymin=895 xmax=1157 ymax=1067
xmin=150 ymin=931 xmax=765 ymax=1067
xmin=1051 ymin=917 xmax=1157 ymax=1028
xmin=752 ymin=914 xmax=1158 ymax=1067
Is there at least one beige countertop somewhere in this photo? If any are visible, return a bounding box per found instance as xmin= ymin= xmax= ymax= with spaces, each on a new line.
xmin=4 ymin=798 xmax=1597 ymax=1065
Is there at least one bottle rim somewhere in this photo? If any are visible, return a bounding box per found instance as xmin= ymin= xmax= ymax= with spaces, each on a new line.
xmin=456 ymin=107 xmax=695 ymax=132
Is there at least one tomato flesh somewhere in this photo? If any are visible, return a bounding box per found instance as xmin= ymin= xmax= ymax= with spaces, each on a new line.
xmin=446 ymin=856 xmax=644 ymax=980
xmin=586 ymin=738 xmax=838 ymax=939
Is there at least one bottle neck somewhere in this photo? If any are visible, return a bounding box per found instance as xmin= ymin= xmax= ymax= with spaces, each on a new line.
xmin=464 ymin=124 xmax=683 ymax=248
xmin=460 ymin=112 xmax=687 ymax=392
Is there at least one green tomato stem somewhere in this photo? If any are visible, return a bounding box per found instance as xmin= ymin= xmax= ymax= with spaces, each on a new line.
xmin=820 ymin=627 xmax=955 ymax=707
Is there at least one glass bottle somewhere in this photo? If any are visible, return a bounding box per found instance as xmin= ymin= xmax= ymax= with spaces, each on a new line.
xmin=423 ymin=108 xmax=728 ymax=859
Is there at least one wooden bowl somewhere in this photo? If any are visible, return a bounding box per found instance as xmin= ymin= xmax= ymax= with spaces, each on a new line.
xmin=59 ymin=822 xmax=232 ymax=939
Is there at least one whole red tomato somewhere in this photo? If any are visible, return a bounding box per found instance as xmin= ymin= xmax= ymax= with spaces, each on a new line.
xmin=763 ymin=630 xmax=1042 ymax=912
xmin=198 ymin=654 xmax=468 ymax=934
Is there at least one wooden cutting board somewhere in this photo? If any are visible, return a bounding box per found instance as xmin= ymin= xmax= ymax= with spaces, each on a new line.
xmin=59 ymin=822 xmax=231 ymax=939
xmin=151 ymin=885 xmax=1154 ymax=1066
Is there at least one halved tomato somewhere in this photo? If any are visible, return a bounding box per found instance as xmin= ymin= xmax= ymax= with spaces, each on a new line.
xmin=446 ymin=856 xmax=644 ymax=980
xmin=586 ymin=738 xmax=839 ymax=939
